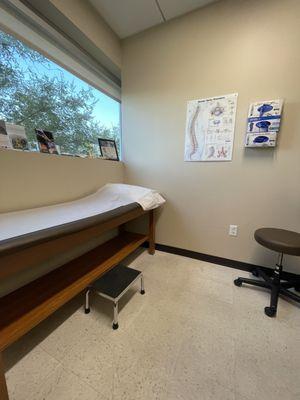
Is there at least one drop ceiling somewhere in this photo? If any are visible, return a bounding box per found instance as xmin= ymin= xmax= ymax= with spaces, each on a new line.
xmin=88 ymin=0 xmax=219 ymax=38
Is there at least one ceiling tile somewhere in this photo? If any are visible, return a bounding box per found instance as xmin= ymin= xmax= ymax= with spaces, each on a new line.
xmin=158 ymin=0 xmax=218 ymax=20
xmin=89 ymin=0 xmax=164 ymax=38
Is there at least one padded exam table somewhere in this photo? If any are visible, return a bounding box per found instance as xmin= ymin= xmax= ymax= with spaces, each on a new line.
xmin=0 ymin=183 xmax=165 ymax=399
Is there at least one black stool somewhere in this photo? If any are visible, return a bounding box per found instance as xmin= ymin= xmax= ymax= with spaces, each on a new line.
xmin=234 ymin=228 xmax=300 ymax=317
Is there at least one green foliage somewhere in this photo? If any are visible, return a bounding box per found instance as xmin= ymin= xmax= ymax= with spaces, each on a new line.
xmin=0 ymin=31 xmax=120 ymax=156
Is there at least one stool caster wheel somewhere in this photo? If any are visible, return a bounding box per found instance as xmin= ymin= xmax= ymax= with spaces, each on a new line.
xmin=112 ymin=323 xmax=119 ymax=330
xmin=234 ymin=278 xmax=242 ymax=287
xmin=252 ymin=269 xmax=259 ymax=277
xmin=84 ymin=308 xmax=90 ymax=314
xmin=264 ymin=307 xmax=276 ymax=318
xmin=140 ymin=290 xmax=145 ymax=295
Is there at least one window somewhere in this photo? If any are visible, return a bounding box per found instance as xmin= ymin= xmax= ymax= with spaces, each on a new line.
xmin=0 ymin=29 xmax=121 ymax=157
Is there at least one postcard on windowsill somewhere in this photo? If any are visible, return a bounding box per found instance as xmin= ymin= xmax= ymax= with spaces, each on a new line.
xmin=0 ymin=120 xmax=12 ymax=149
xmin=35 ymin=129 xmax=59 ymax=154
xmin=98 ymin=138 xmax=119 ymax=161
xmin=5 ymin=122 xmax=29 ymax=150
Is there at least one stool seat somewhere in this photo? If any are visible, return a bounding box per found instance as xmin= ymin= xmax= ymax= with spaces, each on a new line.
xmin=255 ymin=228 xmax=300 ymax=256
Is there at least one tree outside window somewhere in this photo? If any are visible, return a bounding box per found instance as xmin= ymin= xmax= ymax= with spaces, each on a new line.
xmin=0 ymin=30 xmax=120 ymax=157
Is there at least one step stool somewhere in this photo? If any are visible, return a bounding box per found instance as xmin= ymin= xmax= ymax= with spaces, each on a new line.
xmin=84 ymin=264 xmax=145 ymax=329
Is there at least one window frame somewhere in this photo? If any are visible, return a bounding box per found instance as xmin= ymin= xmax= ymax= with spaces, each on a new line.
xmin=0 ymin=0 xmax=121 ymax=101
xmin=0 ymin=23 xmax=122 ymax=158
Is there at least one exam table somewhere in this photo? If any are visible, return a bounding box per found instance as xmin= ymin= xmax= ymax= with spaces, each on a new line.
xmin=0 ymin=183 xmax=165 ymax=399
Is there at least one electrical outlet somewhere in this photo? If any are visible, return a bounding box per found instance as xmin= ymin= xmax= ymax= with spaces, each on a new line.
xmin=229 ymin=225 xmax=238 ymax=236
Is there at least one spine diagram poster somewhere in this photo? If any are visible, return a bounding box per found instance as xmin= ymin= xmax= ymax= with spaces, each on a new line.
xmin=245 ymin=99 xmax=283 ymax=147
xmin=184 ymin=93 xmax=238 ymax=162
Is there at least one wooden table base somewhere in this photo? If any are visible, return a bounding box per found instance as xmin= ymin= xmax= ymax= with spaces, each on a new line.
xmin=0 ymin=354 xmax=9 ymax=400
xmin=148 ymin=209 xmax=155 ymax=255
xmin=0 ymin=209 xmax=156 ymax=399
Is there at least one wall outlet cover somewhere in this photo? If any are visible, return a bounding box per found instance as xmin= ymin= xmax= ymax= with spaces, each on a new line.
xmin=229 ymin=225 xmax=238 ymax=236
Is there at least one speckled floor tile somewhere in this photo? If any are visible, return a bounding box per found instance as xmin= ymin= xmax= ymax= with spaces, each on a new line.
xmin=60 ymin=332 xmax=114 ymax=397
xmin=5 ymin=346 xmax=60 ymax=400
xmin=173 ymin=319 xmax=235 ymax=390
xmin=3 ymin=250 xmax=300 ymax=400
xmin=34 ymin=366 xmax=99 ymax=400
xmin=234 ymin=313 xmax=300 ymax=399
xmin=164 ymin=377 xmax=235 ymax=400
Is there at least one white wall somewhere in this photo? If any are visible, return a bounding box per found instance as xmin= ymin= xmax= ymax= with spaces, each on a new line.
xmin=122 ymin=0 xmax=300 ymax=272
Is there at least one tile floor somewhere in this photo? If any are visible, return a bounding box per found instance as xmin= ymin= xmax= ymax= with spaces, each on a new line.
xmin=3 ymin=250 xmax=300 ymax=400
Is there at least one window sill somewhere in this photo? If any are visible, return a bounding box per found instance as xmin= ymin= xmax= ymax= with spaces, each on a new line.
xmin=0 ymin=148 xmax=122 ymax=162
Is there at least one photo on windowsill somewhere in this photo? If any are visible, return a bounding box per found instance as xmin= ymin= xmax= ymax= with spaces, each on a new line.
xmin=98 ymin=138 xmax=119 ymax=161
xmin=0 ymin=120 xmax=29 ymax=150
xmin=35 ymin=129 xmax=59 ymax=155
xmin=7 ymin=123 xmax=29 ymax=151
xmin=0 ymin=120 xmax=11 ymax=149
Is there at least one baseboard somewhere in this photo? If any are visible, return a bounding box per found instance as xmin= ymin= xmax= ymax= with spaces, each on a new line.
xmin=143 ymin=241 xmax=300 ymax=280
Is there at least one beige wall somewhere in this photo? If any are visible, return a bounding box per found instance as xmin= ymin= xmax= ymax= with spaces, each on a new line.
xmin=122 ymin=0 xmax=300 ymax=272
xmin=0 ymin=2 xmax=123 ymax=296
xmin=0 ymin=0 xmax=123 ymax=214
xmin=50 ymin=0 xmax=121 ymax=69
xmin=0 ymin=150 xmax=124 ymax=295
xmin=0 ymin=150 xmax=124 ymax=213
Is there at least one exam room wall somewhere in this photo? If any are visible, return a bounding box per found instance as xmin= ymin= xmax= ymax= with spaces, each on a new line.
xmin=0 ymin=149 xmax=124 ymax=213
xmin=0 ymin=150 xmax=124 ymax=295
xmin=122 ymin=0 xmax=300 ymax=273
xmin=49 ymin=0 xmax=122 ymax=69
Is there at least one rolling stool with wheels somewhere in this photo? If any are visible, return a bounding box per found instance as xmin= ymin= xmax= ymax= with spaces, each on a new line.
xmin=84 ymin=264 xmax=145 ymax=329
xmin=234 ymin=228 xmax=300 ymax=317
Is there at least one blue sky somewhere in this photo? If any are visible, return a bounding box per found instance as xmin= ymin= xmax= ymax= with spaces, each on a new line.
xmin=18 ymin=53 xmax=120 ymax=129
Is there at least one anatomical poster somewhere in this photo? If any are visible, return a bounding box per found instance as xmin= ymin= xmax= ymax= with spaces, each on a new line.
xmin=184 ymin=93 xmax=238 ymax=161
xmin=245 ymin=99 xmax=283 ymax=147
